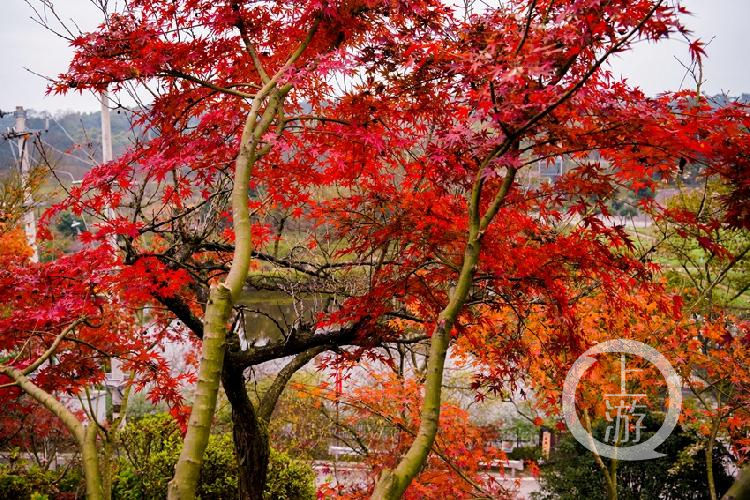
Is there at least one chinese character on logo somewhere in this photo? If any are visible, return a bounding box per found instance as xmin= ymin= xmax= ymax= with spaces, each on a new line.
xmin=603 ymin=355 xmax=646 ymax=444
xmin=562 ymin=339 xmax=682 ymax=460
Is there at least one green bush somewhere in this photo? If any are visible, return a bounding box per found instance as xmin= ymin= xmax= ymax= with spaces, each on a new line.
xmin=0 ymin=460 xmax=81 ymax=500
xmin=113 ymin=413 xmax=316 ymax=500
xmin=507 ymin=446 xmax=541 ymax=462
xmin=195 ymin=433 xmax=238 ymax=500
xmin=0 ymin=413 xmax=317 ymax=499
xmin=263 ymin=448 xmax=316 ymax=500
xmin=113 ymin=412 xmax=182 ymax=499
xmin=0 ymin=470 xmax=31 ymax=499
xmin=111 ymin=465 xmax=145 ymax=500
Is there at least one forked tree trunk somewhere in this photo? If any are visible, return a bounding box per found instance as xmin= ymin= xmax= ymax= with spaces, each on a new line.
xmin=168 ymin=91 xmax=268 ymax=500
xmin=167 ymin=56 xmax=300 ymax=500
xmin=166 ymin=17 xmax=321 ymax=499
xmin=168 ymin=92 xmax=295 ymax=500
xmin=371 ymin=239 xmax=480 ymax=499
xmin=371 ymin=167 xmax=516 ymax=499
xmin=0 ymin=365 xmax=104 ymax=500
xmin=224 ymin=345 xmax=327 ymax=498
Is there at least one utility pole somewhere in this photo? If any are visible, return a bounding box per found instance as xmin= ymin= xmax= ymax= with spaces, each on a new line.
xmin=100 ymin=92 xmax=119 ymax=251
xmin=100 ymin=91 xmax=125 ymax=422
xmin=100 ymin=92 xmax=113 ymax=164
xmin=14 ymin=107 xmax=39 ymax=263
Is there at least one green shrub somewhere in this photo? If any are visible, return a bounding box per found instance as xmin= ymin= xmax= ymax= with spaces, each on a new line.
xmin=113 ymin=413 xmax=315 ymax=499
xmin=195 ymin=433 xmax=238 ymax=500
xmin=507 ymin=446 xmax=541 ymax=462
xmin=0 ymin=461 xmax=81 ymax=500
xmin=113 ymin=412 xmax=182 ymax=499
xmin=0 ymin=413 xmax=317 ymax=499
xmin=263 ymin=448 xmax=316 ymax=500
xmin=111 ymin=465 xmax=145 ymax=500
xmin=0 ymin=470 xmax=31 ymax=499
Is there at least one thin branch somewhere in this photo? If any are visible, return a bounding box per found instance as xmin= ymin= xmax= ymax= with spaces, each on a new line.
xmin=515 ymin=0 xmax=538 ymax=56
xmin=258 ymin=345 xmax=329 ymax=422
xmin=160 ymin=70 xmax=255 ymax=99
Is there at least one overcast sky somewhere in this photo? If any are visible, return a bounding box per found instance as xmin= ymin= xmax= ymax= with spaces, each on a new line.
xmin=1 ymin=0 xmax=748 ymax=113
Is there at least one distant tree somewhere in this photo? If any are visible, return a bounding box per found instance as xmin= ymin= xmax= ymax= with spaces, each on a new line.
xmin=535 ymin=415 xmax=734 ymax=500
xmin=55 ymin=212 xmax=85 ymax=237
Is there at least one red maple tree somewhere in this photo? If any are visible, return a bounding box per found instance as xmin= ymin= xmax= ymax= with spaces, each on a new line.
xmin=23 ymin=0 xmax=750 ymax=498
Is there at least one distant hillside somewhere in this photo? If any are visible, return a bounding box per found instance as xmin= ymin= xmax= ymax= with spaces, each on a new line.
xmin=0 ymin=109 xmax=137 ymax=174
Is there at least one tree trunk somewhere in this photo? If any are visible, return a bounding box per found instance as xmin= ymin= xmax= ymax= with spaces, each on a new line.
xmin=606 ymin=478 xmax=618 ymax=500
xmin=706 ymin=416 xmax=721 ymax=500
xmin=167 ymin=22 xmax=321 ymax=499
xmin=0 ymin=364 xmax=104 ymax=500
xmin=371 ymin=240 xmax=480 ymax=499
xmin=582 ymin=410 xmax=618 ymax=500
xmin=606 ymin=464 xmax=618 ymax=500
xmin=223 ymin=346 xmax=328 ymax=498
xmin=81 ymin=425 xmax=104 ymax=500
xmin=222 ymin=366 xmax=269 ymax=500
xmin=168 ymin=83 xmax=274 ymax=500
xmin=168 ymin=284 xmax=233 ymax=499
xmin=707 ymin=437 xmax=717 ymax=500
xmin=723 ymin=464 xmax=750 ymax=500
xmin=371 ymin=167 xmax=516 ymax=500
xmin=101 ymin=435 xmax=113 ymax=500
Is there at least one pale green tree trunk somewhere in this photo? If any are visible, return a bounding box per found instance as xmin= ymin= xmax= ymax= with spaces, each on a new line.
xmin=101 ymin=433 xmax=113 ymax=500
xmin=371 ymin=248 xmax=476 ymax=498
xmin=606 ymin=460 xmax=618 ymax=500
xmin=82 ymin=425 xmax=104 ymax=500
xmin=371 ymin=168 xmax=516 ymax=499
xmin=167 ymin=19 xmax=320 ymax=500
xmin=723 ymin=464 xmax=750 ymax=499
xmin=583 ymin=411 xmax=619 ymax=500
xmin=166 ymin=93 xmax=287 ymax=499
